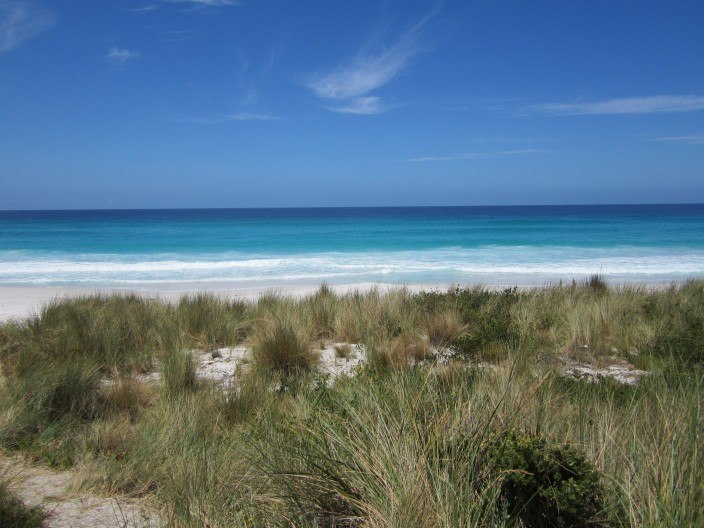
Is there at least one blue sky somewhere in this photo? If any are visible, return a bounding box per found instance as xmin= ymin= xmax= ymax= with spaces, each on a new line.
xmin=1 ymin=0 xmax=703 ymax=209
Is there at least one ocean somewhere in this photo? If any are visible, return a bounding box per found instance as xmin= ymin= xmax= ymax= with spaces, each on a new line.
xmin=0 ymin=204 xmax=703 ymax=289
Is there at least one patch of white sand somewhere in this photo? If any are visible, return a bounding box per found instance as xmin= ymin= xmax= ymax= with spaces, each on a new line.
xmin=316 ymin=343 xmax=368 ymax=382
xmin=0 ymin=456 xmax=161 ymax=528
xmin=195 ymin=346 xmax=251 ymax=388
xmin=561 ymin=357 xmax=647 ymax=385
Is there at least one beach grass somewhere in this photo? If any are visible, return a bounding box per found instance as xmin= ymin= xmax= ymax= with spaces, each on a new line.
xmin=0 ymin=279 xmax=703 ymax=526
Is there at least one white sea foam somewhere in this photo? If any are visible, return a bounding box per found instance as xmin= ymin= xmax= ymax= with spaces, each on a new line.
xmin=0 ymin=247 xmax=703 ymax=286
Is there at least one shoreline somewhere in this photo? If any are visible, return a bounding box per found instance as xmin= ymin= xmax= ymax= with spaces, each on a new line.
xmin=0 ymin=278 xmax=684 ymax=323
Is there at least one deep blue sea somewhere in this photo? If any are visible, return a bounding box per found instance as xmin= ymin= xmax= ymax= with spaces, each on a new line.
xmin=1 ymin=205 xmax=703 ymax=288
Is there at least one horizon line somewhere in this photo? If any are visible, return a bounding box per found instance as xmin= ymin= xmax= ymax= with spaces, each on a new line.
xmin=1 ymin=202 xmax=704 ymax=213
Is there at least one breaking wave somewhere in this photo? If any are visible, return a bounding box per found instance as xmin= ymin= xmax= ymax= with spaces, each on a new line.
xmin=1 ymin=246 xmax=703 ymax=287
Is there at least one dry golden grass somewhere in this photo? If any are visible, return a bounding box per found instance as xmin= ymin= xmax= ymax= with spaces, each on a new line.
xmin=391 ymin=332 xmax=431 ymax=363
xmin=334 ymin=343 xmax=351 ymax=359
xmin=98 ymin=375 xmax=156 ymax=418
xmin=252 ymin=314 xmax=317 ymax=375
xmin=422 ymin=308 xmax=466 ymax=347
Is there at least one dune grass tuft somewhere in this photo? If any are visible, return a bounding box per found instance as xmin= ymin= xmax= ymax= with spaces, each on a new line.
xmin=176 ymin=293 xmax=247 ymax=351
xmin=161 ymin=348 xmax=198 ymax=398
xmin=252 ymin=314 xmax=317 ymax=375
xmin=422 ymin=307 xmax=466 ymax=347
xmin=98 ymin=375 xmax=155 ymax=418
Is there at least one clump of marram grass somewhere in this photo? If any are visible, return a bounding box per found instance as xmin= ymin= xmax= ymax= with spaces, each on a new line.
xmin=586 ymin=273 xmax=609 ymax=296
xmin=422 ymin=307 xmax=466 ymax=347
xmin=98 ymin=375 xmax=155 ymax=418
xmin=176 ymin=293 xmax=247 ymax=350
xmin=363 ymin=331 xmax=430 ymax=371
xmin=391 ymin=332 xmax=431 ymax=364
xmin=161 ymin=349 xmax=197 ymax=397
xmin=255 ymin=368 xmax=507 ymax=526
xmin=332 ymin=287 xmax=419 ymax=343
xmin=304 ymin=283 xmax=337 ymax=339
xmin=84 ymin=414 xmax=136 ymax=462
xmin=651 ymin=280 xmax=704 ymax=364
xmin=252 ymin=314 xmax=317 ymax=375
xmin=219 ymin=367 xmax=275 ymax=425
xmin=0 ymin=358 xmax=103 ymax=466
xmin=24 ymin=294 xmax=164 ymax=373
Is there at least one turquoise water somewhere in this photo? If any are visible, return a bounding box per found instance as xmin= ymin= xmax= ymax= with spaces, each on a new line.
xmin=0 ymin=205 xmax=703 ymax=288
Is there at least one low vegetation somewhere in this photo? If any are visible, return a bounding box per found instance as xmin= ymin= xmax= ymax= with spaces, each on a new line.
xmin=0 ymin=473 xmax=44 ymax=528
xmin=0 ymin=279 xmax=703 ymax=527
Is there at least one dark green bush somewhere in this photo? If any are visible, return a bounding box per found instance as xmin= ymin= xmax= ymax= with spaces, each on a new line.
xmin=450 ymin=287 xmax=520 ymax=357
xmin=415 ymin=287 xmax=521 ymax=357
xmin=42 ymin=362 xmax=102 ymax=421
xmin=0 ymin=479 xmax=44 ymax=528
xmin=489 ymin=430 xmax=606 ymax=527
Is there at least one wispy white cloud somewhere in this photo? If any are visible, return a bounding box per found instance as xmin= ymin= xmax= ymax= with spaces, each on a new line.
xmin=168 ymin=0 xmax=238 ymax=5
xmin=532 ymin=95 xmax=704 ymax=116
xmin=129 ymin=1 xmax=239 ymax=13
xmin=305 ymin=9 xmax=436 ymax=115
xmin=107 ymin=47 xmax=140 ymax=64
xmin=307 ymin=36 xmax=419 ymax=101
xmin=404 ymin=149 xmax=548 ymax=162
xmin=652 ymin=134 xmax=704 ymax=145
xmin=126 ymin=4 xmax=159 ymax=12
xmin=329 ymin=96 xmax=383 ymax=115
xmin=0 ymin=0 xmax=55 ymax=54
xmin=158 ymin=28 xmax=198 ymax=41
xmin=226 ymin=112 xmax=277 ymax=121
xmin=168 ymin=112 xmax=278 ymax=124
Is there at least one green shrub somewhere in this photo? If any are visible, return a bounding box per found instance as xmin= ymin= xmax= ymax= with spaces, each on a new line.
xmin=489 ymin=430 xmax=606 ymax=527
xmin=0 ymin=361 xmax=103 ymax=467
xmin=42 ymin=361 xmax=102 ymax=422
xmin=449 ymin=287 xmax=520 ymax=358
xmin=0 ymin=477 xmax=44 ymax=528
